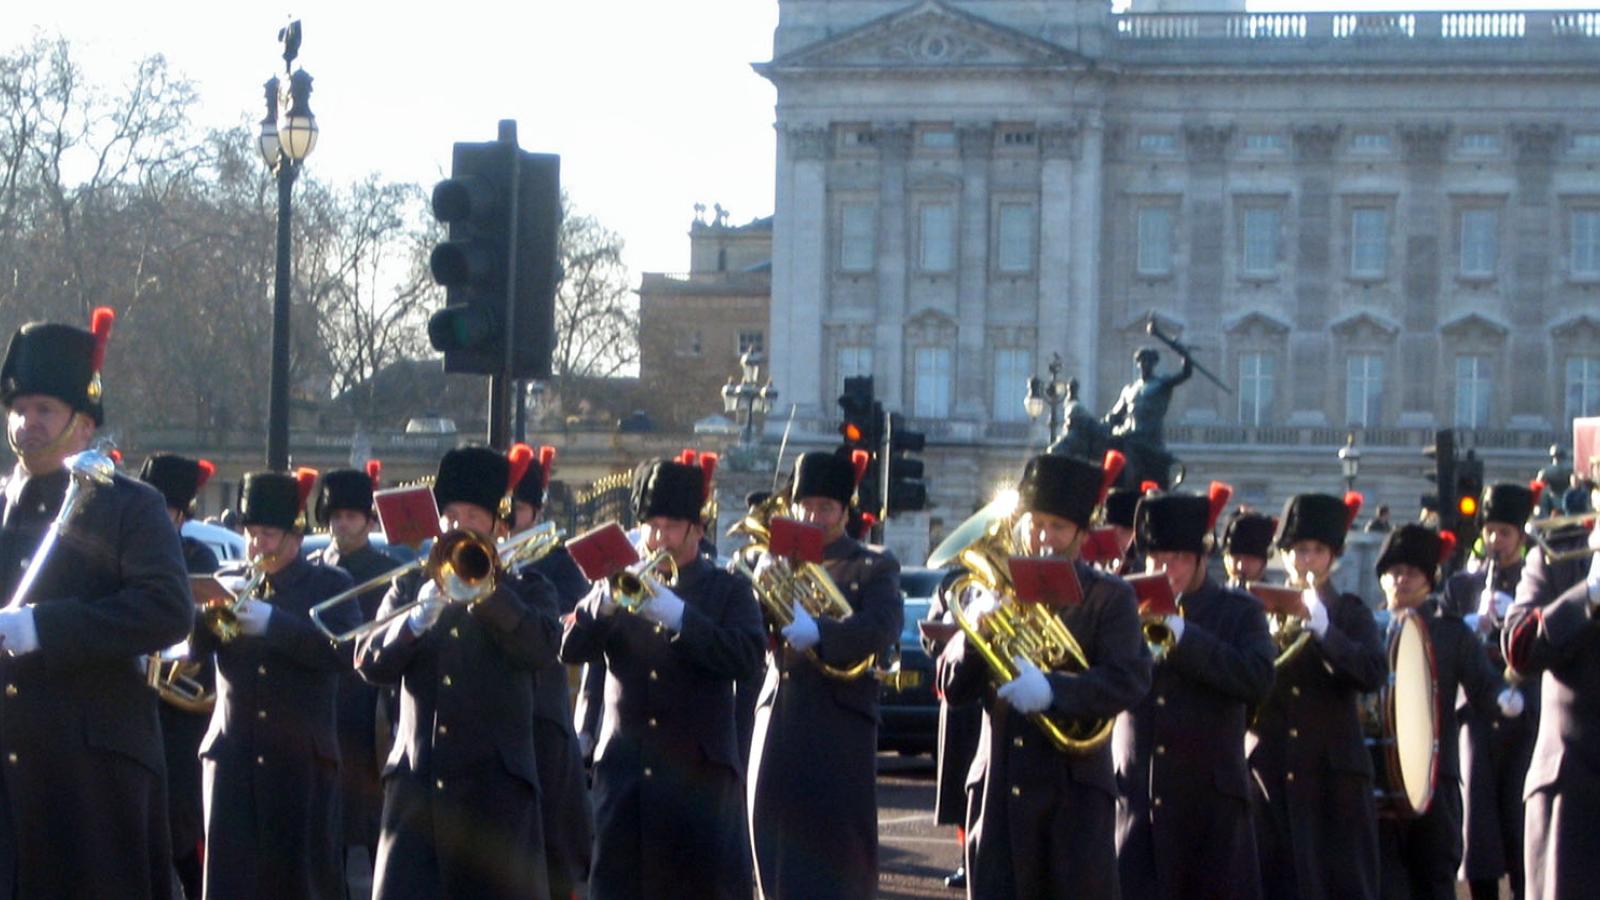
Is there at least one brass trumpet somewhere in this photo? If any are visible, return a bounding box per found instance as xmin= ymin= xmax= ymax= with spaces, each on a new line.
xmin=310 ymin=521 xmax=565 ymax=643
xmin=610 ymin=548 xmax=680 ymax=612
xmin=1142 ymin=615 xmax=1179 ymax=664
xmin=936 ymin=491 xmax=1113 ymax=755
xmin=202 ymin=559 xmax=270 ymax=643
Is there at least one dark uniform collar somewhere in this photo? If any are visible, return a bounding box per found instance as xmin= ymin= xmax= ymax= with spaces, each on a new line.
xmin=320 ymin=540 xmax=376 ymax=567
xmin=671 ymin=554 xmax=715 ymax=590
xmin=823 ymin=534 xmax=860 ymax=561
xmin=266 ymin=555 xmax=315 ymax=592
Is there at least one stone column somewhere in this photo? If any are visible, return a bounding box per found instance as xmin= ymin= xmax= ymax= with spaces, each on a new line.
xmin=1398 ymin=122 xmax=1450 ymax=425
xmin=1038 ymin=121 xmax=1079 ymax=401
xmin=955 ymin=124 xmax=993 ymax=419
xmin=1183 ymin=123 xmax=1233 ymax=423
xmin=875 ymin=124 xmax=913 ymax=408
xmin=1288 ymin=123 xmax=1341 ymax=426
xmin=773 ymin=123 xmax=831 ymax=420
xmin=1071 ymin=111 xmax=1106 ymax=406
xmin=1510 ymin=122 xmax=1562 ymax=429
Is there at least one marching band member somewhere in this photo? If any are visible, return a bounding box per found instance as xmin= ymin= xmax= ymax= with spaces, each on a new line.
xmin=1374 ymin=524 xmax=1517 ymax=899
xmin=506 ymin=445 xmax=594 ymax=900
xmin=747 ymin=451 xmax=903 ymax=900
xmin=0 ymin=312 xmax=192 ymax=898
xmin=1221 ymin=508 xmax=1277 ymax=588
xmin=1249 ymin=492 xmax=1387 ymax=900
xmin=309 ymin=463 xmax=401 ymax=895
xmin=1115 ymin=485 xmax=1275 ymax=900
xmin=939 ymin=454 xmax=1152 ymax=900
xmin=559 ymin=456 xmax=764 ymax=900
xmin=1502 ymin=470 xmax=1600 ymax=900
xmin=1102 ymin=485 xmax=1142 ymax=574
xmin=354 ymin=445 xmax=563 ymax=899
xmin=924 ymin=572 xmax=982 ymax=891
xmin=139 ymin=452 xmax=221 ymax=900
xmin=195 ymin=469 xmax=357 ymax=900
xmin=1441 ymin=482 xmax=1540 ymax=900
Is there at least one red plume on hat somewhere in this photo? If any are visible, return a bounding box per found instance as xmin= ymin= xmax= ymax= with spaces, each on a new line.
xmin=1438 ymin=530 xmax=1458 ymax=564
xmin=850 ymin=449 xmax=871 ymax=488
xmin=294 ymin=467 xmax=319 ymax=511
xmin=539 ymin=445 xmax=557 ymax=473
xmin=678 ymin=449 xmax=699 ymax=467
xmin=1343 ymin=491 xmax=1364 ymax=530
xmin=1140 ymin=480 xmax=1160 ymax=494
xmin=89 ymin=307 xmax=115 ymax=374
xmin=108 ymin=448 xmax=122 ymax=465
xmin=365 ymin=459 xmax=383 ymax=490
xmin=196 ymin=459 xmax=215 ymax=492
xmin=1100 ymin=450 xmax=1127 ymax=502
xmin=507 ymin=443 xmax=535 ymax=494
xmin=699 ymin=452 xmax=719 ymax=503
xmin=1529 ymin=480 xmax=1546 ymax=506
xmin=1207 ymin=481 xmax=1233 ymax=531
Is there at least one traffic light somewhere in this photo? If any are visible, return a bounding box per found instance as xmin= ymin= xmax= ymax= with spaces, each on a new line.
xmin=428 ymin=138 xmax=517 ymax=375
xmin=1423 ymin=428 xmax=1458 ymax=533
xmin=1454 ymin=451 xmax=1485 ymax=556
xmin=837 ymin=376 xmax=883 ymax=514
xmin=428 ymin=122 xmax=561 ymax=378
xmin=885 ymin=412 xmax=929 ymax=513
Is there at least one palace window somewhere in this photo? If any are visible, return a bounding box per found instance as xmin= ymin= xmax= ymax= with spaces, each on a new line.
xmin=836 ymin=346 xmax=873 ymax=396
xmin=1346 ymin=354 xmax=1384 ymax=427
xmin=737 ymin=331 xmax=764 ymax=356
xmin=1566 ymin=356 xmax=1600 ymax=421
xmin=992 ymin=348 xmax=1032 ymax=423
xmin=997 ymin=203 xmax=1035 ymax=274
xmin=1572 ymin=209 xmax=1600 ymax=277
xmin=913 ymin=347 xmax=953 ymax=418
xmin=1461 ymin=209 xmax=1499 ymax=278
xmin=1137 ymin=207 xmax=1173 ymax=276
xmin=920 ymin=204 xmax=955 ymax=273
xmin=1138 ymin=132 xmax=1178 ymax=153
xmin=1238 ymin=352 xmax=1276 ymax=426
xmin=1241 ymin=208 xmax=1280 ymax=276
xmin=1350 ymin=207 xmax=1389 ymax=278
xmin=840 ymin=204 xmax=876 ymax=273
xmin=1455 ymin=355 xmax=1491 ymax=428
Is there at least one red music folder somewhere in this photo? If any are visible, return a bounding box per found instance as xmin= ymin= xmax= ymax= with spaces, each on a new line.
xmin=1250 ymin=584 xmax=1305 ymax=617
xmin=1079 ymin=527 xmax=1123 ymax=566
xmin=768 ymin=516 xmax=825 ymax=564
xmin=1007 ymin=557 xmax=1083 ymax=608
xmin=566 ymin=522 xmax=641 ymax=582
xmin=1126 ymin=572 xmax=1178 ymax=617
xmin=374 ymin=486 xmax=442 ymax=548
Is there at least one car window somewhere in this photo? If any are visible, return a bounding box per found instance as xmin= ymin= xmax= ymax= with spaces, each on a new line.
xmin=901 ymin=598 xmax=931 ymax=644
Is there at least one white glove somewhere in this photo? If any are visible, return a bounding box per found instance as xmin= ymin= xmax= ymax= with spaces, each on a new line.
xmin=0 ymin=608 xmax=40 ymax=657
xmin=234 ymin=598 xmax=273 ymax=637
xmin=1302 ymin=590 xmax=1330 ymax=640
xmin=640 ymin=584 xmax=686 ymax=632
xmin=782 ymin=600 xmax=820 ymax=652
xmin=217 ymin=574 xmax=252 ymax=597
xmin=406 ymin=581 xmax=446 ymax=635
xmin=997 ymin=656 xmax=1053 ymax=714
xmin=962 ymin=585 xmax=1000 ymax=620
xmin=1165 ymin=614 xmax=1186 ymax=645
xmin=1497 ymin=687 xmax=1525 ymax=718
xmin=1463 ymin=614 xmax=1485 ymax=635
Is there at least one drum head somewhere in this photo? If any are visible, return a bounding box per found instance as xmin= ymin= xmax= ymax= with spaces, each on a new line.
xmin=1387 ymin=609 xmax=1440 ymax=816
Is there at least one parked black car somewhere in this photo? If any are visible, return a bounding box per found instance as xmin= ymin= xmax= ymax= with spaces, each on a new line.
xmin=878 ymin=566 xmax=950 ymax=756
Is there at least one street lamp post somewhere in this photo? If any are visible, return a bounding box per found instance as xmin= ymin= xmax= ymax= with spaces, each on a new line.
xmin=1338 ymin=432 xmax=1362 ymax=495
xmin=721 ymin=350 xmax=777 ymax=468
xmin=1024 ymin=352 xmax=1070 ymax=448
xmin=258 ymin=23 xmax=318 ymax=471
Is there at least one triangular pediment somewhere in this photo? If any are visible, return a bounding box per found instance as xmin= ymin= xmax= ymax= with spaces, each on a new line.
xmin=1439 ymin=311 xmax=1510 ymax=339
xmin=1329 ymin=310 xmax=1401 ymax=339
xmin=1225 ymin=310 xmax=1292 ymax=337
xmin=762 ymin=1 xmax=1089 ymax=75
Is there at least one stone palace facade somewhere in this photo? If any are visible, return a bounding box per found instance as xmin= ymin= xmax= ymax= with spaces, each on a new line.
xmin=757 ymin=0 xmax=1600 ymax=533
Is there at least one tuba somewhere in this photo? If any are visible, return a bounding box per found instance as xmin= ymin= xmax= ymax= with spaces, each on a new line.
xmin=729 ymin=494 xmax=875 ymax=680
xmin=310 ymin=521 xmax=566 ymax=643
xmin=930 ymin=491 xmax=1113 ymax=754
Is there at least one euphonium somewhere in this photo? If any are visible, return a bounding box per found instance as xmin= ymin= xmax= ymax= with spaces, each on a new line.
xmin=941 ymin=492 xmax=1113 ymax=754
xmin=730 ymin=495 xmax=875 ymax=679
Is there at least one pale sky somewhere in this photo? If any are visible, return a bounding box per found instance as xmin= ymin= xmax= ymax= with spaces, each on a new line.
xmin=4 ymin=0 xmax=1593 ymax=282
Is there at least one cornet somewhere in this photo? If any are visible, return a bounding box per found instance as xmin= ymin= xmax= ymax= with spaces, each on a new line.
xmin=202 ymin=559 xmax=271 ymax=643
xmin=610 ymin=548 xmax=680 ymax=612
xmin=310 ymin=521 xmax=565 ymax=643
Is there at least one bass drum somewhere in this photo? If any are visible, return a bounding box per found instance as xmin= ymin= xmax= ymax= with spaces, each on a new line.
xmin=1360 ymin=607 xmax=1440 ymax=819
